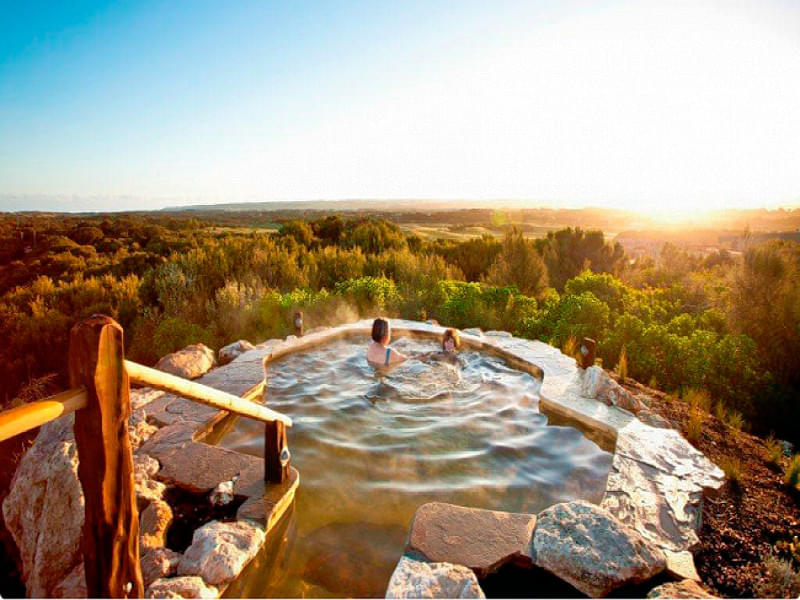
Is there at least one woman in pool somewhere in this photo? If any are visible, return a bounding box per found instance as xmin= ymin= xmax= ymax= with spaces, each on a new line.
xmin=366 ymin=317 xmax=408 ymax=368
xmin=442 ymin=328 xmax=460 ymax=355
xmin=422 ymin=328 xmax=461 ymax=363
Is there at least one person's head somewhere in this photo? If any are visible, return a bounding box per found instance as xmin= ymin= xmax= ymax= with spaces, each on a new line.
xmin=442 ymin=329 xmax=460 ymax=353
xmin=371 ymin=318 xmax=391 ymax=345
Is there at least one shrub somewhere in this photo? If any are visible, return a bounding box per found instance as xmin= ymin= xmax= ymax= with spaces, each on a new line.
xmin=754 ymin=555 xmax=800 ymax=598
xmin=726 ymin=409 xmax=746 ymax=431
xmin=785 ymin=455 xmax=800 ymax=490
xmin=616 ymin=347 xmax=628 ymax=381
xmin=152 ymin=316 xmax=215 ymax=359
xmin=720 ymin=456 xmax=744 ymax=489
xmin=334 ymin=276 xmax=399 ymax=313
xmin=684 ymin=388 xmax=712 ymax=413
xmin=713 ymin=401 xmax=727 ymax=422
xmin=562 ymin=336 xmax=579 ymax=362
xmin=775 ymin=535 xmax=800 ymax=565
xmin=687 ymin=408 xmax=704 ymax=444
xmin=764 ymin=436 xmax=783 ymax=468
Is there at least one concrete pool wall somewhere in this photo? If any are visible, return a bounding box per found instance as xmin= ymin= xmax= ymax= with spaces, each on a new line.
xmin=120 ymin=319 xmax=724 ymax=597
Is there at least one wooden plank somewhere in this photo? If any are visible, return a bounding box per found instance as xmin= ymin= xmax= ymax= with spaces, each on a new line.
xmin=124 ymin=360 xmax=292 ymax=427
xmin=264 ymin=419 xmax=290 ymax=483
xmin=69 ymin=315 xmax=144 ymax=598
xmin=0 ymin=388 xmax=87 ymax=443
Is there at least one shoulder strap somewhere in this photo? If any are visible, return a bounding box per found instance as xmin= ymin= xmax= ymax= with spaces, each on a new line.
xmin=385 ymin=347 xmax=391 ymax=366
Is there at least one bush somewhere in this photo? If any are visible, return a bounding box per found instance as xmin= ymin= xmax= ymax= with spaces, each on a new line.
xmin=562 ymin=336 xmax=579 ymax=362
xmin=616 ymin=347 xmax=628 ymax=381
xmin=687 ymin=408 xmax=704 ymax=444
xmin=720 ymin=456 xmax=744 ymax=489
xmin=684 ymin=388 xmax=712 ymax=413
xmin=765 ymin=436 xmax=784 ymax=468
xmin=152 ymin=317 xmax=215 ymax=359
xmin=726 ymin=409 xmax=746 ymax=431
xmin=334 ymin=276 xmax=399 ymax=314
xmin=754 ymin=555 xmax=800 ymax=598
xmin=785 ymin=455 xmax=800 ymax=490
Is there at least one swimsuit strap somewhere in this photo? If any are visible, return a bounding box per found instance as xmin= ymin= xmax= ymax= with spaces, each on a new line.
xmin=385 ymin=347 xmax=391 ymax=366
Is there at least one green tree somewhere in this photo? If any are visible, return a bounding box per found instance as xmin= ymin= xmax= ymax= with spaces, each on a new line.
xmin=485 ymin=229 xmax=548 ymax=298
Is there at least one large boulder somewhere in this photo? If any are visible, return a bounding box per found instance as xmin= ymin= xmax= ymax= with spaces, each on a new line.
xmin=139 ymin=498 xmax=173 ymax=551
xmin=386 ymin=556 xmax=485 ymax=599
xmin=51 ymin=562 xmax=87 ymax=599
xmin=218 ymin=340 xmax=255 ymax=366
xmin=155 ymin=344 xmax=216 ymax=380
xmin=532 ymin=500 xmax=666 ymax=598
xmin=407 ymin=502 xmax=536 ymax=577
xmin=177 ymin=520 xmax=265 ymax=586
xmin=2 ymin=415 xmax=84 ymax=598
xmin=129 ymin=407 xmax=158 ymax=451
xmin=141 ymin=547 xmax=182 ymax=588
xmin=647 ymin=579 xmax=717 ymax=599
xmin=146 ymin=576 xmax=218 ymax=599
xmin=3 ymin=405 xmax=168 ymax=598
xmin=582 ymin=366 xmax=644 ymax=413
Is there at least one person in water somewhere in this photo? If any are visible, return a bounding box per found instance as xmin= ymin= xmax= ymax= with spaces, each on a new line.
xmin=422 ymin=328 xmax=461 ymax=363
xmin=442 ymin=328 xmax=460 ymax=355
xmin=367 ymin=318 xmax=408 ymax=368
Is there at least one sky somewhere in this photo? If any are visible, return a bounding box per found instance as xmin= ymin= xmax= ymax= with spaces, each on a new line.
xmin=1 ymin=0 xmax=800 ymax=215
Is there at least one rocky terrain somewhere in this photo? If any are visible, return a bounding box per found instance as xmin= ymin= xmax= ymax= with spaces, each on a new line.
xmin=0 ymin=323 xmax=797 ymax=598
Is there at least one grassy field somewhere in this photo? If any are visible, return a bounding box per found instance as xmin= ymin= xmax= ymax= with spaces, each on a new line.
xmin=400 ymin=222 xmax=619 ymax=241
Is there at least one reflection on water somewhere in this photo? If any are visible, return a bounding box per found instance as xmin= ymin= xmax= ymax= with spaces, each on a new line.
xmin=218 ymin=338 xmax=612 ymax=598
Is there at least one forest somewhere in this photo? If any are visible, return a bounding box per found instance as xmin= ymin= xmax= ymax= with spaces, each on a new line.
xmin=0 ymin=212 xmax=798 ymax=445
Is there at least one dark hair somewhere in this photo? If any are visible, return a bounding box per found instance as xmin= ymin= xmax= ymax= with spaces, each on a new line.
xmin=442 ymin=328 xmax=460 ymax=351
xmin=372 ymin=318 xmax=390 ymax=343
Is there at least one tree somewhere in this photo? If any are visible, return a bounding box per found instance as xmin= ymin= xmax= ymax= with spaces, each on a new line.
xmin=485 ymin=229 xmax=548 ymax=298
xmin=538 ymin=227 xmax=625 ymax=291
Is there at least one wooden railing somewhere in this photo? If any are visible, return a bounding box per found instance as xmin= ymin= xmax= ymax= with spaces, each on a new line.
xmin=0 ymin=315 xmax=293 ymax=598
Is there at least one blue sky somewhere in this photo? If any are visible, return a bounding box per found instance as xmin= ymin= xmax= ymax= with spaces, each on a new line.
xmin=1 ymin=0 xmax=799 ymax=213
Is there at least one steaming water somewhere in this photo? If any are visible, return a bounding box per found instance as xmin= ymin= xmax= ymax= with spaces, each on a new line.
xmin=218 ymin=337 xmax=612 ymax=598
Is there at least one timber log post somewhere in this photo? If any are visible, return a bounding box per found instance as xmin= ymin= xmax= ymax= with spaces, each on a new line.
xmin=293 ymin=311 xmax=304 ymax=337
xmin=265 ymin=419 xmax=290 ymax=483
xmin=580 ymin=337 xmax=597 ymax=369
xmin=69 ymin=315 xmax=144 ymax=598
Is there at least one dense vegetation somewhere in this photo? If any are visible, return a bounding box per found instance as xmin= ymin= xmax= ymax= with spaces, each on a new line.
xmin=1 ymin=213 xmax=798 ymax=445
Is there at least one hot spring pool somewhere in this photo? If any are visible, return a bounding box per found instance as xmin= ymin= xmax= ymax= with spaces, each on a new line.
xmin=217 ymin=336 xmax=613 ymax=598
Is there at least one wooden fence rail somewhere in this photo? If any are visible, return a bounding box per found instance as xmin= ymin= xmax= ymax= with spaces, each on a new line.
xmin=0 ymin=314 xmax=293 ymax=598
xmin=0 ymin=388 xmax=87 ymax=443
xmin=124 ymin=360 xmax=292 ymax=427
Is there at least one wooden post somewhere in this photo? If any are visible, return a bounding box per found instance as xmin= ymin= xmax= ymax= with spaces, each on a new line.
xmin=293 ymin=311 xmax=304 ymax=337
xmin=69 ymin=315 xmax=144 ymax=598
xmin=264 ymin=420 xmax=290 ymax=483
xmin=580 ymin=337 xmax=597 ymax=369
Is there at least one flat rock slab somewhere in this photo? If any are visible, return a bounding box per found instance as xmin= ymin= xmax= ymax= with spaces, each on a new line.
xmin=407 ymin=502 xmax=536 ymax=577
xmin=147 ymin=576 xmax=218 ymax=599
xmin=647 ymin=579 xmax=717 ymax=599
xmin=602 ymin=455 xmax=703 ymax=552
xmin=385 ymin=556 xmax=485 ymax=599
xmin=532 ymin=500 xmax=666 ymax=598
xmin=156 ymin=440 xmax=263 ymax=494
xmin=178 ymin=520 xmax=265 ymax=586
xmin=615 ymin=421 xmax=725 ymax=494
